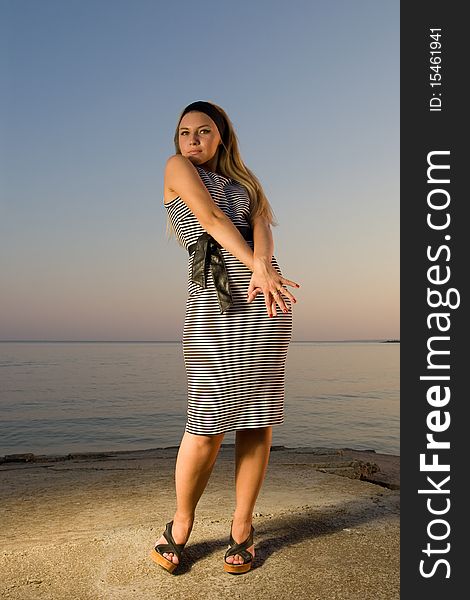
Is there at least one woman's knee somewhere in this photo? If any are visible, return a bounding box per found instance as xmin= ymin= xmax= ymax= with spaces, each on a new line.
xmin=236 ymin=426 xmax=272 ymax=437
xmin=186 ymin=431 xmax=224 ymax=448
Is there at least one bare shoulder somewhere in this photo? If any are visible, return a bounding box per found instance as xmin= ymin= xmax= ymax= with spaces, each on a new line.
xmin=163 ymin=155 xmax=200 ymax=205
xmin=165 ymin=154 xmax=200 ymax=179
xmin=165 ymin=153 xmax=192 ymax=171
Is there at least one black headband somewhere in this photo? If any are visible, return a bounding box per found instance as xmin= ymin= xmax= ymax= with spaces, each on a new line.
xmin=180 ymin=101 xmax=227 ymax=143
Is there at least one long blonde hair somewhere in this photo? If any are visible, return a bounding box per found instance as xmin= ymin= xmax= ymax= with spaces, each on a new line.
xmin=165 ymin=101 xmax=278 ymax=244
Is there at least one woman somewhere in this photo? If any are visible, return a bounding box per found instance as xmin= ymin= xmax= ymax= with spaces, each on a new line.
xmin=150 ymin=100 xmax=300 ymax=575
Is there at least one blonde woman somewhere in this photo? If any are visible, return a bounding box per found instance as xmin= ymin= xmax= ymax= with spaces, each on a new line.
xmin=150 ymin=101 xmax=300 ymax=574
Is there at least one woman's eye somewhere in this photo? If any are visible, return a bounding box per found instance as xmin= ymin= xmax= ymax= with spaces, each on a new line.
xmin=180 ymin=129 xmax=210 ymax=135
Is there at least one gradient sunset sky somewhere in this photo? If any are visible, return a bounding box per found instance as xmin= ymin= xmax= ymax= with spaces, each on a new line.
xmin=1 ymin=0 xmax=399 ymax=341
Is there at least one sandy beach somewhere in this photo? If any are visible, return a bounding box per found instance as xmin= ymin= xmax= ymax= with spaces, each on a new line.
xmin=0 ymin=445 xmax=399 ymax=600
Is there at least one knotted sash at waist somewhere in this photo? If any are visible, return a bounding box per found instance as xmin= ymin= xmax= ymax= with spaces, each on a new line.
xmin=187 ymin=226 xmax=254 ymax=314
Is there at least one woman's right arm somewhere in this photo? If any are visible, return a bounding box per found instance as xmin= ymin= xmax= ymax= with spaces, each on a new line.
xmin=165 ymin=155 xmax=256 ymax=271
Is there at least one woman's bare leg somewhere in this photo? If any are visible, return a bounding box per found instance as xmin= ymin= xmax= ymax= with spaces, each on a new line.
xmin=225 ymin=426 xmax=273 ymax=565
xmin=156 ymin=430 xmax=225 ymax=564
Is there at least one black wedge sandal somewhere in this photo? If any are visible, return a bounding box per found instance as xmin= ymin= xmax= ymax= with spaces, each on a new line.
xmin=150 ymin=520 xmax=187 ymax=574
xmin=223 ymin=522 xmax=255 ymax=574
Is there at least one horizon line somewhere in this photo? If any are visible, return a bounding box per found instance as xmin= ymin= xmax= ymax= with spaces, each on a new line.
xmin=0 ymin=339 xmax=400 ymax=343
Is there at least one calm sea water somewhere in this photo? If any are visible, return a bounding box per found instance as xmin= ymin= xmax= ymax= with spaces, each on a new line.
xmin=0 ymin=342 xmax=399 ymax=456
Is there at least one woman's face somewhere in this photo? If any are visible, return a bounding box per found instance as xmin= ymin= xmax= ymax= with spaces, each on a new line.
xmin=178 ymin=111 xmax=222 ymax=167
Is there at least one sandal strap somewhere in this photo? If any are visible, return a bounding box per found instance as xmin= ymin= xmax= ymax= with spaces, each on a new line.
xmin=155 ymin=520 xmax=186 ymax=560
xmin=224 ymin=524 xmax=254 ymax=561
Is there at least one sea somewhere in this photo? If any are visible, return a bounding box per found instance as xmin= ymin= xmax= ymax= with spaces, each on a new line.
xmin=0 ymin=341 xmax=399 ymax=457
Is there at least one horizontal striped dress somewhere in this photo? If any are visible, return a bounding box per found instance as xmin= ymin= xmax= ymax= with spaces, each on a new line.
xmin=165 ymin=165 xmax=293 ymax=435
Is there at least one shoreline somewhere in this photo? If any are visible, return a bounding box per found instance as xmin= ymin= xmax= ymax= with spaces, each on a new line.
xmin=1 ymin=445 xmax=400 ymax=490
xmin=1 ymin=443 xmax=399 ymax=460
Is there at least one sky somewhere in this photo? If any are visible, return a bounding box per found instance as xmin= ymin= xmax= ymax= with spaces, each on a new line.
xmin=0 ymin=0 xmax=399 ymax=342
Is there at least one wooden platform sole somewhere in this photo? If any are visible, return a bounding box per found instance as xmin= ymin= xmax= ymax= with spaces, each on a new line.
xmin=223 ymin=559 xmax=253 ymax=574
xmin=150 ymin=548 xmax=179 ymax=573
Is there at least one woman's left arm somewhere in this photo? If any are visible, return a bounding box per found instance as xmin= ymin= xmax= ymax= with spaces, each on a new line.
xmin=252 ymin=215 xmax=274 ymax=263
xmin=247 ymin=215 xmax=300 ymax=316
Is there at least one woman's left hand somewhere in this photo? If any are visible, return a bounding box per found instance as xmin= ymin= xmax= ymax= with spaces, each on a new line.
xmin=246 ymin=258 xmax=300 ymax=317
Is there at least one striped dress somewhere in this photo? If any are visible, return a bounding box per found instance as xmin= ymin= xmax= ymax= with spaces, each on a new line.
xmin=165 ymin=165 xmax=293 ymax=435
